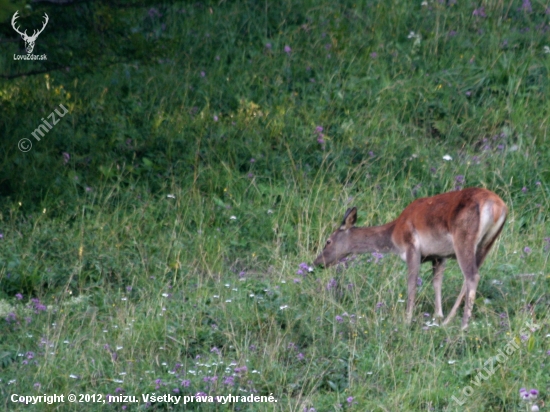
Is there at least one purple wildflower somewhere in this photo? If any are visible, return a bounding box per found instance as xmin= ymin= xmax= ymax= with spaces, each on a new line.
xmin=372 ymin=252 xmax=384 ymax=263
xmin=265 ymin=43 xmax=272 ymax=50
xmin=62 ymin=152 xmax=70 ymax=164
xmin=523 ymin=246 xmax=532 ymax=254
xmin=473 ymin=7 xmax=486 ymax=17
xmin=370 ymin=52 xmax=378 ymax=58
xmin=15 ymin=293 xmax=23 ymax=300
xmin=284 ymin=45 xmax=291 ymax=54
xmin=297 ymin=353 xmax=305 ymax=360
xmin=326 ymin=278 xmax=337 ymax=290
xmin=181 ymin=379 xmax=190 ymax=387
xmin=335 ymin=315 xmax=343 ymax=323
xmin=521 ymin=0 xmax=532 ymax=12
xmin=347 ymin=396 xmax=354 ymax=404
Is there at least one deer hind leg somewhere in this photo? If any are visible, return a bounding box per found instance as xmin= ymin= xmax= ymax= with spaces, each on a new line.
xmin=432 ymin=258 xmax=446 ymax=319
xmin=442 ymin=237 xmax=480 ymax=329
xmin=405 ymin=246 xmax=421 ymax=325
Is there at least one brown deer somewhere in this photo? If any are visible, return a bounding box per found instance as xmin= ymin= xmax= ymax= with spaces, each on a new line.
xmin=314 ymin=187 xmax=507 ymax=329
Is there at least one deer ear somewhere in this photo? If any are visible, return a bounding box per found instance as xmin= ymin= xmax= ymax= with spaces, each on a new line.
xmin=341 ymin=207 xmax=357 ymax=230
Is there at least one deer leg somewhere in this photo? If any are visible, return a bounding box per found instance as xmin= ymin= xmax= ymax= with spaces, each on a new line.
xmin=405 ymin=246 xmax=421 ymax=325
xmin=442 ymin=283 xmax=466 ymax=326
xmin=444 ymin=237 xmax=479 ymax=329
xmin=433 ymin=258 xmax=446 ymax=319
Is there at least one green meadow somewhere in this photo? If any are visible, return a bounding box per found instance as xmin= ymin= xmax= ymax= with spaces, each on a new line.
xmin=0 ymin=0 xmax=549 ymax=410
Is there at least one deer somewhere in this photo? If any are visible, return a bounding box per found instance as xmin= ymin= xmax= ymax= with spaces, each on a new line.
xmin=314 ymin=187 xmax=507 ymax=329
xmin=11 ymin=11 xmax=49 ymax=54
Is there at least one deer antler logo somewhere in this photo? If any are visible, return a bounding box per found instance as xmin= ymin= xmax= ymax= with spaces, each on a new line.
xmin=11 ymin=11 xmax=49 ymax=54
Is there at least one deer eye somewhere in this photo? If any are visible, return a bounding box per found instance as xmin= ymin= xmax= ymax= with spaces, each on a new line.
xmin=326 ymin=239 xmax=332 ymax=245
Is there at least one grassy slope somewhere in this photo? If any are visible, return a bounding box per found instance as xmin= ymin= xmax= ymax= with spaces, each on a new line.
xmin=1 ymin=0 xmax=549 ymax=410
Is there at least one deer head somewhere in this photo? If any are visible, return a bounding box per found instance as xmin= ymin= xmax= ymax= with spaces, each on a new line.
xmin=12 ymin=11 xmax=49 ymax=54
xmin=313 ymin=207 xmax=358 ymax=267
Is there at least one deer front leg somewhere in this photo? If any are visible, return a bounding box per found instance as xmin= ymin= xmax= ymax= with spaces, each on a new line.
xmin=405 ymin=247 xmax=421 ymax=325
xmin=433 ymin=258 xmax=446 ymax=319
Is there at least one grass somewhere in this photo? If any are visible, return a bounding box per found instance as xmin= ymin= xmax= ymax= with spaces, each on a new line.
xmin=1 ymin=0 xmax=549 ymax=410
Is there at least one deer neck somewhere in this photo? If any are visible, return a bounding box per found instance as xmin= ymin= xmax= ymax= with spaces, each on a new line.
xmin=350 ymin=222 xmax=397 ymax=254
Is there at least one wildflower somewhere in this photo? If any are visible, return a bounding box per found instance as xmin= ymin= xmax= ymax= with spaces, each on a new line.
xmin=529 ymin=389 xmax=538 ymax=400
xmin=265 ymin=43 xmax=272 ymax=50
xmin=523 ymin=246 xmax=532 ymax=254
xmin=372 ymin=252 xmax=384 ymax=263
xmin=223 ymin=376 xmax=234 ymax=385
xmin=442 ymin=154 xmax=452 ymax=161
xmin=284 ymin=45 xmax=291 ymax=54
xmin=62 ymin=152 xmax=70 ymax=164
xmin=370 ymin=52 xmax=377 ymax=58
xmin=472 ymin=7 xmax=486 ymax=17
xmin=326 ymin=278 xmax=337 ymax=290
xmin=376 ymin=302 xmax=384 ymax=309
xmin=31 ymin=298 xmax=47 ymax=313
xmin=417 ymin=277 xmax=423 ymax=287
xmin=335 ymin=315 xmax=343 ymax=323
xmin=15 ymin=293 xmax=23 ymax=300
xmin=347 ymin=396 xmax=354 ymax=404
xmin=213 ymin=115 xmax=218 ymax=122
xmin=181 ymin=379 xmax=190 ymax=387
xmin=521 ymin=0 xmax=532 ymax=12
xmin=297 ymin=353 xmax=305 ymax=360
